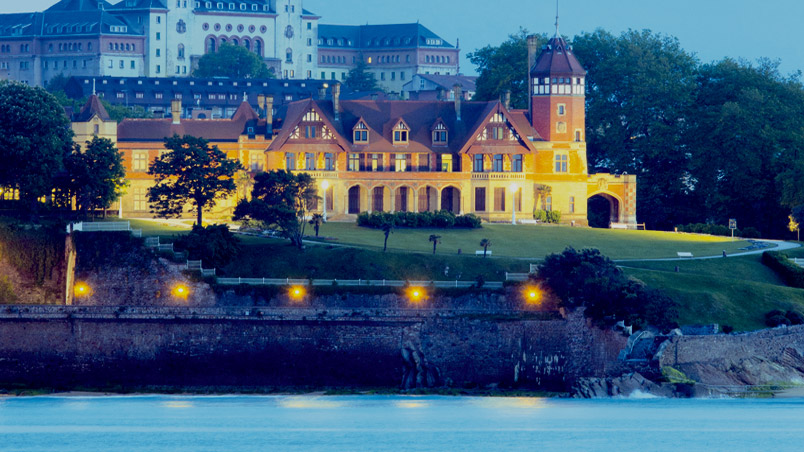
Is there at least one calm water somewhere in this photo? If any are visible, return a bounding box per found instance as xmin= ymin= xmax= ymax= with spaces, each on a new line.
xmin=1 ymin=395 xmax=803 ymax=451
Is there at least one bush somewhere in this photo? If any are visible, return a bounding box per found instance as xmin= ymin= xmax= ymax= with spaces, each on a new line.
xmin=761 ymin=251 xmax=804 ymax=289
xmin=0 ymin=224 xmax=66 ymax=286
xmin=765 ymin=310 xmax=792 ymax=327
xmin=536 ymin=247 xmax=679 ymax=331
xmin=534 ymin=209 xmax=561 ymax=224
xmin=357 ymin=210 xmax=480 ymax=229
xmin=174 ymin=224 xmax=240 ymax=269
xmin=0 ymin=275 xmax=17 ymax=304
xmin=676 ymin=223 xmax=760 ymax=238
xmin=73 ymin=231 xmax=153 ymax=271
xmin=786 ymin=310 xmax=804 ymax=325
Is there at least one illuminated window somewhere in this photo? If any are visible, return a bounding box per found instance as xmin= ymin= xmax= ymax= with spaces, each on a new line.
xmin=555 ymin=154 xmax=568 ymax=173
xmin=348 ymin=153 xmax=360 ymax=171
xmin=249 ymin=152 xmax=263 ymax=172
xmin=132 ymin=151 xmax=148 ymax=171
xmin=394 ymin=154 xmax=408 ymax=172
xmin=569 ymin=196 xmax=575 ymax=213
xmin=133 ymin=187 xmax=147 ymax=211
xmin=440 ymin=154 xmax=452 ymax=172
xmin=493 ymin=154 xmax=504 ymax=172
xmin=392 ymin=121 xmax=409 ymax=144
xmin=305 ymin=153 xmax=316 ymax=170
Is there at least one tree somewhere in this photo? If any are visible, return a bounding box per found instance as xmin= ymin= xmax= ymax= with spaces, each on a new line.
xmin=309 ymin=213 xmax=323 ymax=237
xmin=789 ymin=215 xmax=800 ymax=241
xmin=194 ymin=43 xmax=274 ymax=79
xmin=344 ymin=58 xmax=380 ymax=92
xmin=381 ymin=221 xmax=394 ymax=252
xmin=468 ymin=29 xmax=541 ymax=108
xmin=429 ymin=234 xmax=441 ymax=254
xmin=534 ymin=184 xmax=552 ymax=210
xmin=0 ymin=81 xmax=74 ymax=211
xmin=233 ymin=170 xmax=318 ymax=249
xmin=790 ymin=205 xmax=804 ymax=241
xmin=572 ymin=29 xmax=699 ymax=230
xmin=100 ymin=98 xmax=153 ymax=122
xmin=480 ymin=238 xmax=491 ymax=258
xmin=63 ymin=137 xmax=126 ymax=218
xmin=148 ymin=135 xmax=242 ymax=226
xmin=175 ymin=224 xmax=240 ymax=269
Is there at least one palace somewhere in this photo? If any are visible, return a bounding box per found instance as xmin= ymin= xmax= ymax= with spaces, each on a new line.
xmin=0 ymin=0 xmax=459 ymax=93
xmin=71 ymin=30 xmax=636 ymax=226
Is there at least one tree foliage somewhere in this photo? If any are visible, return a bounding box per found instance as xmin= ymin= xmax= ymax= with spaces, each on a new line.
xmin=344 ymin=58 xmax=380 ymax=92
xmin=175 ymin=224 xmax=240 ymax=269
xmin=0 ymin=81 xmax=74 ymax=208
xmin=468 ymin=29 xmax=542 ymax=109
xmin=536 ymin=247 xmax=678 ymax=331
xmin=193 ymin=43 xmax=274 ymax=79
xmin=147 ymin=135 xmax=242 ymax=226
xmin=63 ymin=137 xmax=126 ymax=217
xmin=233 ymin=170 xmax=318 ymax=248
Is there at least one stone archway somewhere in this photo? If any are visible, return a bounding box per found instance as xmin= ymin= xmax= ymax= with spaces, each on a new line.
xmin=440 ymin=186 xmax=460 ymax=214
xmin=348 ymin=186 xmax=362 ymax=214
xmin=587 ymin=192 xmax=621 ymax=228
xmin=417 ymin=186 xmax=437 ymax=212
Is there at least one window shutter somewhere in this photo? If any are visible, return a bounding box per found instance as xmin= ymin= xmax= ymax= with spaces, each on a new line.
xmin=406 ymin=154 xmax=412 ymax=172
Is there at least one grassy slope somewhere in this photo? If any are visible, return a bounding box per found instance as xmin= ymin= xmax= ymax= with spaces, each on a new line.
xmin=310 ymin=222 xmax=750 ymax=259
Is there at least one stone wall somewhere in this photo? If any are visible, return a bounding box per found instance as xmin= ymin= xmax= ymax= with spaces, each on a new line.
xmin=659 ymin=325 xmax=804 ymax=385
xmin=0 ymin=305 xmax=627 ymax=392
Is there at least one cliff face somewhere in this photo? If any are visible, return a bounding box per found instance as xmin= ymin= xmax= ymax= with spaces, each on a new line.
xmin=0 ymin=306 xmax=626 ymax=392
xmin=660 ymin=325 xmax=804 ymax=386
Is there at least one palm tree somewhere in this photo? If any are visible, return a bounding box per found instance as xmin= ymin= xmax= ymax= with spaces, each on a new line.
xmin=534 ymin=184 xmax=552 ymax=211
xmin=480 ymin=238 xmax=491 ymax=258
xmin=429 ymin=234 xmax=441 ymax=254
xmin=309 ymin=213 xmax=323 ymax=237
xmin=381 ymin=221 xmax=394 ymax=252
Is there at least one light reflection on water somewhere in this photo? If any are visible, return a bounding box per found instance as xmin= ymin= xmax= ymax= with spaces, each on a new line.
xmin=0 ymin=395 xmax=802 ymax=451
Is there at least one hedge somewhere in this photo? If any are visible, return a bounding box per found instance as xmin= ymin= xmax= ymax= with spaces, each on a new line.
xmin=357 ymin=211 xmax=482 ymax=229
xmin=675 ymin=223 xmax=761 ymax=238
xmin=761 ymin=251 xmax=804 ymax=288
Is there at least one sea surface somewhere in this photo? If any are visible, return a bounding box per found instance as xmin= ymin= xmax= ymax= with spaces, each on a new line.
xmin=1 ymin=395 xmax=803 ymax=451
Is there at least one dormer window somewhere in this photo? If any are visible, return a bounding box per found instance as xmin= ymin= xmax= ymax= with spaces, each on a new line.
xmin=353 ymin=121 xmax=369 ymax=143
xmin=393 ymin=121 xmax=409 ymax=145
xmin=432 ymin=122 xmax=447 ymax=145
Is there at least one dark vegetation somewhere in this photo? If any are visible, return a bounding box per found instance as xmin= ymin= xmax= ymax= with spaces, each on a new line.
xmin=72 ymin=231 xmax=155 ymax=272
xmin=0 ymin=224 xmax=65 ymax=286
xmin=535 ymin=247 xmax=679 ymax=331
xmin=174 ymin=225 xmax=240 ymax=268
xmin=676 ymin=223 xmax=761 ymax=238
xmin=357 ymin=211 xmax=482 ymax=229
xmin=761 ymin=251 xmax=804 ymax=289
xmin=765 ymin=309 xmax=804 ymax=327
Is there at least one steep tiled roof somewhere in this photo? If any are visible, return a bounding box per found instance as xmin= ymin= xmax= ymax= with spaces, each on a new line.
xmin=530 ymin=36 xmax=586 ymax=76
xmin=269 ymin=99 xmax=540 ymax=154
xmin=318 ymin=23 xmax=454 ymax=49
xmin=416 ymin=74 xmax=477 ymax=92
xmin=118 ymin=103 xmax=265 ymax=142
xmin=74 ymin=94 xmax=110 ymax=122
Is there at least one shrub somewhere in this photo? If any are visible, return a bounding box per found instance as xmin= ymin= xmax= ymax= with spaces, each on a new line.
xmin=786 ymin=310 xmax=804 ymax=325
xmin=0 ymin=275 xmax=17 ymax=304
xmin=741 ymin=227 xmax=761 ymax=238
xmin=761 ymin=251 xmax=804 ymax=289
xmin=721 ymin=324 xmax=734 ymax=334
xmin=357 ymin=210 xmax=480 ymax=229
xmin=534 ymin=209 xmax=561 ymax=224
xmin=0 ymin=224 xmax=66 ymax=286
xmin=765 ymin=310 xmax=792 ymax=327
xmin=174 ymin=224 xmax=240 ymax=269
xmin=675 ymin=223 xmax=759 ymax=238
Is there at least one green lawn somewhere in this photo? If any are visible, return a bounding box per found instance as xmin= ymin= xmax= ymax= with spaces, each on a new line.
xmin=308 ymin=222 xmax=752 ymax=260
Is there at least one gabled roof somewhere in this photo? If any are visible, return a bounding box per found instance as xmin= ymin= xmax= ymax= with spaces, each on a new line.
xmin=74 ymin=94 xmax=110 ymax=122
xmin=118 ymin=103 xmax=266 ymax=142
xmin=416 ymin=74 xmax=477 ymax=92
xmin=530 ymin=36 xmax=586 ymax=77
xmin=270 ymin=99 xmax=540 ymax=155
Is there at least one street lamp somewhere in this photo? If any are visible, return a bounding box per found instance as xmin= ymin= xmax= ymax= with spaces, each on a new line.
xmin=321 ymin=180 xmax=329 ymax=222
xmin=509 ymin=183 xmax=519 ymax=225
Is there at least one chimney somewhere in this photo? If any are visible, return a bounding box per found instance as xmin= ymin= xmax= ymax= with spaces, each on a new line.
xmin=438 ymin=88 xmax=447 ymax=101
xmin=503 ymin=90 xmax=511 ymax=110
xmin=318 ymin=84 xmax=328 ymax=99
xmin=265 ymin=95 xmax=274 ymax=126
xmin=257 ymin=94 xmax=266 ymax=118
xmin=332 ymin=83 xmax=341 ymax=121
xmin=171 ymin=99 xmax=181 ymax=124
xmin=453 ymin=84 xmax=462 ymax=121
xmin=527 ymin=35 xmax=539 ymax=119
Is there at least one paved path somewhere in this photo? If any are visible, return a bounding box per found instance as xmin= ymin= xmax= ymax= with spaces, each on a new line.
xmin=613 ymin=239 xmax=801 ymax=263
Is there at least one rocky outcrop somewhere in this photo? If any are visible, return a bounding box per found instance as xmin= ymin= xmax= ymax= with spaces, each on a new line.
xmin=573 ymin=373 xmax=677 ymax=398
xmin=400 ymin=342 xmax=442 ymax=389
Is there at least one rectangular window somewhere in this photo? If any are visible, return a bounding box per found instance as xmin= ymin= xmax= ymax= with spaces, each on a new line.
xmin=433 ymin=130 xmax=447 ymax=144
xmin=133 ymin=187 xmax=147 ymax=211
xmin=514 ymin=188 xmax=522 ymax=212
xmin=394 ymin=154 xmax=407 ymax=172
xmin=393 ymin=130 xmax=408 ymax=144
xmin=305 ymin=153 xmax=316 ymax=170
xmin=494 ymin=187 xmax=506 ymax=212
xmin=369 ymin=153 xmax=381 ymax=172
xmin=132 ymin=151 xmax=148 ymax=171
xmin=324 ymin=153 xmax=335 ymax=171
xmin=474 ymin=187 xmax=486 ymax=212
xmin=513 ymin=155 xmax=523 ymax=172
xmin=493 ymin=154 xmax=504 ymax=172
xmin=441 ymin=154 xmax=453 ymax=172
xmin=419 ymin=154 xmax=430 ymax=172
xmin=348 ymin=153 xmax=360 ymax=171
xmin=285 ymin=152 xmax=296 ymax=170
xmin=557 ymin=104 xmax=566 ymax=115
xmin=156 ymin=32 xmax=161 ymax=40
xmin=575 ymin=129 xmax=582 ymax=142
xmin=492 ymin=127 xmax=504 ymax=140
xmin=400 ymin=71 xmax=406 ymax=80
xmin=473 ymin=155 xmax=484 ymax=172
xmin=156 ymin=64 xmax=161 ymax=73
xmin=569 ymin=196 xmax=575 ymax=213
xmin=555 ymin=154 xmax=568 ymax=173
xmin=249 ymin=153 xmax=263 ymax=172
xmin=544 ymin=195 xmax=552 ymax=211
xmin=305 ymin=125 xmax=317 ymax=138
xmin=353 ymin=130 xmax=368 ymax=143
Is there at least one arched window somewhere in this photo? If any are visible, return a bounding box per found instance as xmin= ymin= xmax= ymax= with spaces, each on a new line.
xmin=207 ymin=37 xmax=216 ymax=53
xmin=232 ymin=38 xmax=238 ymax=46
xmin=255 ymin=39 xmax=262 ymax=56
xmin=178 ymin=44 xmax=185 ymax=59
xmin=243 ymin=39 xmax=250 ymax=51
xmin=286 ymin=48 xmax=292 ymax=63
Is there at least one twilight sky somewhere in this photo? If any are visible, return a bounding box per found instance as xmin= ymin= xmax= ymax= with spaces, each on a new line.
xmin=10 ymin=0 xmax=804 ymax=77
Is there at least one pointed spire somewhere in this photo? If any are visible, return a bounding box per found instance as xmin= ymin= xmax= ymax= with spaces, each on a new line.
xmin=555 ymin=0 xmax=560 ymax=37
xmin=92 ymin=78 xmax=96 ymax=96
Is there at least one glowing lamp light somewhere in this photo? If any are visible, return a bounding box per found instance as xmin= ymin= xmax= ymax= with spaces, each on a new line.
xmin=74 ymin=282 xmax=91 ymax=297
xmin=509 ymin=183 xmax=519 ymax=193
xmin=172 ymin=284 xmax=190 ymax=299
xmin=321 ymin=180 xmax=330 ymax=190
xmin=523 ymin=286 xmax=541 ymax=305
xmin=289 ymin=286 xmax=306 ymax=300
xmin=408 ymin=287 xmax=425 ymax=304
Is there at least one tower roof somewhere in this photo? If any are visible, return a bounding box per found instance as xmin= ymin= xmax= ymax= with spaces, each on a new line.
xmin=74 ymin=94 xmax=110 ymax=122
xmin=530 ymin=36 xmax=586 ymax=77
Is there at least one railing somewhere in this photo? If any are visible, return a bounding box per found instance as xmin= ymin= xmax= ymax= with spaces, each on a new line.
xmin=471 ymin=172 xmax=526 ymax=180
xmin=68 ymin=221 xmax=142 ymax=237
xmin=215 ymin=277 xmax=503 ymax=289
xmin=505 ymin=272 xmax=529 ymax=281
